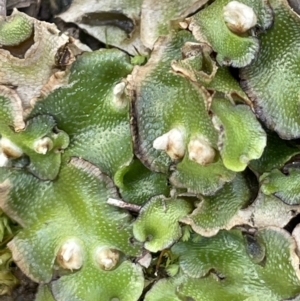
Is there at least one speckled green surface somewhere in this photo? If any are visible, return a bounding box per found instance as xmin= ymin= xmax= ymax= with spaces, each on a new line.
xmin=211 ymin=98 xmax=266 ymax=171
xmin=0 ymin=158 xmax=143 ymax=300
xmin=169 ymin=229 xmax=300 ymax=300
xmin=30 ymin=49 xmax=134 ymax=177
xmin=0 ymin=10 xmax=33 ymax=46
xmin=181 ymin=173 xmax=251 ymax=236
xmin=1 ymin=3 xmax=300 ymax=300
xmin=133 ymin=196 xmax=193 ymax=252
xmin=241 ymin=0 xmax=300 ymax=139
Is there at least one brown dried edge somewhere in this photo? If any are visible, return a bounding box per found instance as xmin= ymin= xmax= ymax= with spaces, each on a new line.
xmin=0 ymin=10 xmax=70 ymax=111
xmin=180 ymin=196 xmax=297 ymax=238
xmin=259 ymin=226 xmax=300 ymax=281
xmin=140 ymin=0 xmax=210 ymax=49
xmin=25 ymin=69 xmax=72 ymax=118
xmin=24 ymin=15 xmax=63 ymax=60
xmin=233 ymin=192 xmax=300 ymax=229
xmin=26 ymin=36 xmax=82 ymax=113
xmin=223 ymin=90 xmax=253 ymax=108
xmin=170 ymin=42 xmax=218 ymax=86
xmin=239 ymin=62 xmax=269 ymax=130
xmin=4 ymin=158 xmax=121 ymax=283
xmin=177 ymin=227 xmax=300 ymax=283
xmin=129 ymin=35 xmax=213 ymax=172
xmin=180 ymin=178 xmax=253 ymax=237
xmin=129 ymin=36 xmax=171 ymax=172
xmin=26 ymin=37 xmax=86 ymax=117
xmin=240 ymin=0 xmax=300 ymax=139
xmin=0 ymin=10 xmax=65 ymax=61
xmin=69 ymin=157 xmax=119 ymax=197
xmin=8 ymin=238 xmax=50 ymax=283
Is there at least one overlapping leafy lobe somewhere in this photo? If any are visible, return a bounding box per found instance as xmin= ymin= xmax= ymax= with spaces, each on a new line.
xmin=171 ymin=43 xmax=251 ymax=104
xmin=241 ymin=0 xmax=300 ymax=139
xmin=0 ymin=92 xmax=69 ymax=179
xmin=146 ymin=228 xmax=300 ymax=301
xmin=211 ymin=97 xmax=266 ymax=172
xmin=260 ymin=167 xmax=300 ymax=205
xmin=189 ymin=0 xmax=271 ymax=67
xmin=114 ymin=158 xmax=169 ymax=205
xmin=181 ymin=173 xmax=251 ymax=236
xmin=51 ymin=260 xmax=143 ymax=301
xmin=133 ymin=196 xmax=193 ymax=252
xmin=206 ymin=66 xmax=251 ymax=105
xmin=130 ymin=31 xmax=217 ymax=172
xmin=131 ymin=31 xmax=235 ymax=195
xmin=249 ymin=130 xmax=300 ymax=174
xmin=30 ymin=49 xmax=134 ymax=178
xmin=236 ymin=192 xmax=300 ymax=229
xmin=0 ymin=158 xmax=143 ymax=300
xmin=2 ymin=2 xmax=300 ymax=301
xmin=170 ymin=43 xmax=218 ymax=86
xmin=169 ymin=154 xmax=235 ymax=195
xmin=0 ymin=26 xmax=146 ymax=299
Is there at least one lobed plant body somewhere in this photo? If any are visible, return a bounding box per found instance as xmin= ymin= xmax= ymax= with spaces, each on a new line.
xmin=1 ymin=0 xmax=300 ymax=300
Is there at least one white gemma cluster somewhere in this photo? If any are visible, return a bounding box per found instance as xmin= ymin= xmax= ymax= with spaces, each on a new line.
xmin=57 ymin=239 xmax=83 ymax=270
xmin=95 ymin=247 xmax=120 ymax=271
xmin=223 ymin=1 xmax=257 ymax=33
xmin=112 ymin=82 xmax=127 ymax=108
xmin=0 ymin=137 xmax=23 ymax=167
xmin=188 ymin=137 xmax=215 ymax=165
xmin=0 ymin=135 xmax=54 ymax=167
xmin=153 ymin=128 xmax=215 ymax=165
xmin=153 ymin=128 xmax=186 ymax=160
xmin=33 ymin=137 xmax=53 ymax=154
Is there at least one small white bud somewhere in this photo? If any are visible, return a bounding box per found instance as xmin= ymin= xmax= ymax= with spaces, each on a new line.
xmin=153 ymin=128 xmax=185 ymax=160
xmin=0 ymin=152 xmax=9 ymax=167
xmin=112 ymin=82 xmax=127 ymax=108
xmin=33 ymin=137 xmax=53 ymax=154
xmin=95 ymin=247 xmax=120 ymax=271
xmin=223 ymin=1 xmax=257 ymax=33
xmin=188 ymin=137 xmax=215 ymax=165
xmin=0 ymin=137 xmax=23 ymax=159
xmin=57 ymin=239 xmax=83 ymax=270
